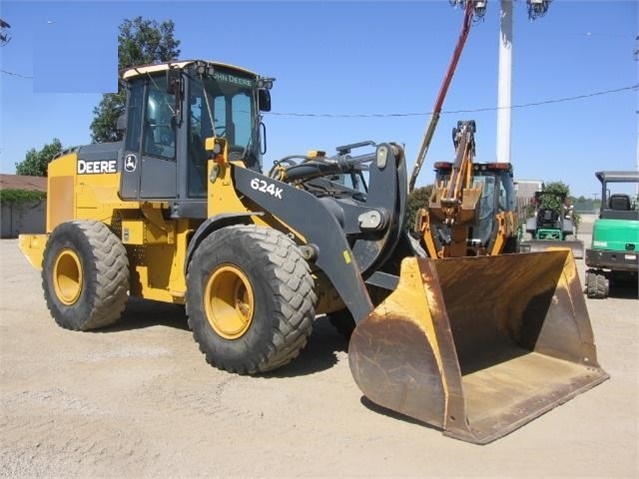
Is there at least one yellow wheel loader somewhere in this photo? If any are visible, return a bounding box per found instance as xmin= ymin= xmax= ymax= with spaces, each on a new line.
xmin=20 ymin=60 xmax=608 ymax=444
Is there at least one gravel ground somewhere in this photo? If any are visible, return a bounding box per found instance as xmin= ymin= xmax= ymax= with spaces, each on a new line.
xmin=1 ymin=216 xmax=637 ymax=478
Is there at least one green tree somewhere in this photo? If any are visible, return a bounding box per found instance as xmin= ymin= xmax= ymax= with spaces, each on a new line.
xmin=15 ymin=138 xmax=63 ymax=176
xmin=90 ymin=17 xmax=181 ymax=143
xmin=540 ymin=181 xmax=581 ymax=231
xmin=537 ymin=181 xmax=568 ymax=210
xmin=406 ymin=184 xmax=433 ymax=233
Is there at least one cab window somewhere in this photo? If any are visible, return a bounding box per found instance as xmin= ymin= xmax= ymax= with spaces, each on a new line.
xmin=125 ymin=79 xmax=144 ymax=152
xmin=143 ymin=76 xmax=176 ymax=160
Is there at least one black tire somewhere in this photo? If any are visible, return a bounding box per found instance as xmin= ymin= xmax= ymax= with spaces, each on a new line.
xmin=586 ymin=271 xmax=597 ymax=298
xmin=597 ymin=274 xmax=610 ymax=298
xmin=328 ymin=309 xmax=356 ymax=340
xmin=328 ymin=285 xmax=388 ymax=341
xmin=586 ymin=271 xmax=609 ymax=299
xmin=186 ymin=225 xmax=316 ymax=374
xmin=503 ymin=236 xmax=519 ymax=254
xmin=42 ymin=220 xmax=129 ymax=330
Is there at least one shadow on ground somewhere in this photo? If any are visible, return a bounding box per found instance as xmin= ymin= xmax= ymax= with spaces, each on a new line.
xmin=262 ymin=316 xmax=349 ymax=377
xmin=359 ymin=396 xmax=440 ymax=432
xmin=102 ymin=298 xmax=190 ymax=332
xmin=99 ymin=300 xmax=349 ymax=377
xmin=606 ymin=281 xmax=639 ymax=300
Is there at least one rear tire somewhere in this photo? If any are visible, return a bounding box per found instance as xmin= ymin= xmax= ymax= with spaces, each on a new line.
xmin=42 ymin=220 xmax=129 ymax=330
xmin=186 ymin=225 xmax=316 ymax=374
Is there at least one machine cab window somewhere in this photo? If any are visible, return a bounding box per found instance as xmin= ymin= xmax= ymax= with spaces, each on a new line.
xmin=125 ymin=79 xmax=144 ymax=152
xmin=188 ymin=70 xmax=260 ymax=197
xmin=143 ymin=76 xmax=176 ymax=160
xmin=124 ymin=75 xmax=177 ymax=160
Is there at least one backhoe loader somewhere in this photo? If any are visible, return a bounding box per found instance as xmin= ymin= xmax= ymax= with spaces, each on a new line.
xmin=19 ymin=59 xmax=608 ymax=444
xmin=414 ymin=120 xmax=519 ymax=258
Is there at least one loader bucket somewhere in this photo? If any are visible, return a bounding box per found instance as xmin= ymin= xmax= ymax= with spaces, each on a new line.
xmin=349 ymin=250 xmax=608 ymax=444
xmin=519 ymin=239 xmax=585 ymax=260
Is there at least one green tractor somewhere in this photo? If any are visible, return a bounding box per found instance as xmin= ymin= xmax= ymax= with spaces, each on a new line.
xmin=520 ymin=190 xmax=584 ymax=259
xmin=585 ymin=171 xmax=639 ymax=299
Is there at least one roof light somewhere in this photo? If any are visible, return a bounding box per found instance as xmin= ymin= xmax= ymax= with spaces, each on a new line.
xmin=257 ymin=77 xmax=275 ymax=90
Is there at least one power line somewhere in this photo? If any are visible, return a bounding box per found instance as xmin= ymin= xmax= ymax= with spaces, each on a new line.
xmin=266 ymin=84 xmax=638 ymax=118
xmin=0 ymin=69 xmax=33 ymax=79
xmin=0 ymin=70 xmax=633 ymax=114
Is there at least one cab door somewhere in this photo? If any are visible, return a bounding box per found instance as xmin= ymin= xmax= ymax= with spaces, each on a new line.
xmin=120 ymin=74 xmax=177 ymax=200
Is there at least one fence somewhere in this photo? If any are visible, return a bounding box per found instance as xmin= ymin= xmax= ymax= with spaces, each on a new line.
xmin=1 ymin=200 xmax=46 ymax=238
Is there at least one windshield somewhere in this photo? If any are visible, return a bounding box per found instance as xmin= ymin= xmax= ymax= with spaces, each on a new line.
xmin=434 ymin=169 xmax=499 ymax=245
xmin=189 ymin=70 xmax=259 ymax=164
xmin=474 ymin=176 xmax=495 ymax=244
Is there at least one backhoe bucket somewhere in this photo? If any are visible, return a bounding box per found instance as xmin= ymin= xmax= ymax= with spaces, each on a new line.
xmin=519 ymin=239 xmax=585 ymax=259
xmin=349 ymin=250 xmax=608 ymax=444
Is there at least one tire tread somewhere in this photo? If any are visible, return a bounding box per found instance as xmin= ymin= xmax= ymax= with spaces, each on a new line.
xmin=43 ymin=220 xmax=129 ymax=331
xmin=187 ymin=225 xmax=316 ymax=374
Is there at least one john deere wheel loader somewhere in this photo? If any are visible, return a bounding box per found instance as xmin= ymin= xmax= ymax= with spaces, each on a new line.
xmin=20 ymin=60 xmax=608 ymax=444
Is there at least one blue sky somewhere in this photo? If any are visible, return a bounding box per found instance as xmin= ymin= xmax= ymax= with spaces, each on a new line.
xmin=0 ymin=0 xmax=637 ymax=197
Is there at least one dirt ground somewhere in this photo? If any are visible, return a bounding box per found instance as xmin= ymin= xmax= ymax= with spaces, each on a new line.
xmin=1 ymin=218 xmax=637 ymax=478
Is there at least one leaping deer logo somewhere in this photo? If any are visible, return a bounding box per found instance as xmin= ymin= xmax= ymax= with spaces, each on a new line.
xmin=124 ymin=154 xmax=137 ymax=172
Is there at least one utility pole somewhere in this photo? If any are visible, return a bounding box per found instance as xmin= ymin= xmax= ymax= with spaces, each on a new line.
xmin=635 ymin=34 xmax=638 ymax=196
xmin=496 ymin=0 xmax=552 ymax=164
xmin=496 ymin=0 xmax=513 ymax=164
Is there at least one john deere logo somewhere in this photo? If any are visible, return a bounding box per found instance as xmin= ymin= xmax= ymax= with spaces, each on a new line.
xmin=77 ymin=159 xmax=117 ymax=175
xmin=124 ymin=154 xmax=137 ymax=172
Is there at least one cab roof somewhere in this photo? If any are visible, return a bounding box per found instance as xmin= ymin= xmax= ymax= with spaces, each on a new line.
xmin=121 ymin=59 xmax=258 ymax=80
xmin=595 ymin=171 xmax=639 ymax=183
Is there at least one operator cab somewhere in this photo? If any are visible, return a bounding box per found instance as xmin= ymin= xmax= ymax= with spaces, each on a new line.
xmin=597 ymin=171 xmax=639 ymax=221
xmin=433 ymin=161 xmax=515 ymax=248
xmin=118 ymin=60 xmax=274 ymax=218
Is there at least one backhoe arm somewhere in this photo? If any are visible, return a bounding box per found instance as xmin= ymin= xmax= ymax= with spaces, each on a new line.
xmin=418 ymin=120 xmax=483 ymax=257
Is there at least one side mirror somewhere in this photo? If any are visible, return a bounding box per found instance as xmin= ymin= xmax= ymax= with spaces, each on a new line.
xmin=258 ymin=89 xmax=271 ymax=112
xmin=117 ymin=114 xmax=127 ymax=131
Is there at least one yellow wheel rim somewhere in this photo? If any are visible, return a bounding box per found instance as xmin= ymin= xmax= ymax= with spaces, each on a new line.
xmin=204 ymin=264 xmax=254 ymax=339
xmin=53 ymin=248 xmax=83 ymax=306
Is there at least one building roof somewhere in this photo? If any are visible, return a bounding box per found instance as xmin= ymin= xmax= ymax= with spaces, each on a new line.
xmin=514 ymin=179 xmax=543 ymax=198
xmin=0 ymin=174 xmax=47 ymax=192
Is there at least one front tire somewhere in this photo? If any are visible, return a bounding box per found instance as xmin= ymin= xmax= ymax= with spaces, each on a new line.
xmin=186 ymin=225 xmax=316 ymax=374
xmin=42 ymin=220 xmax=129 ymax=330
xmin=328 ymin=310 xmax=356 ymax=340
